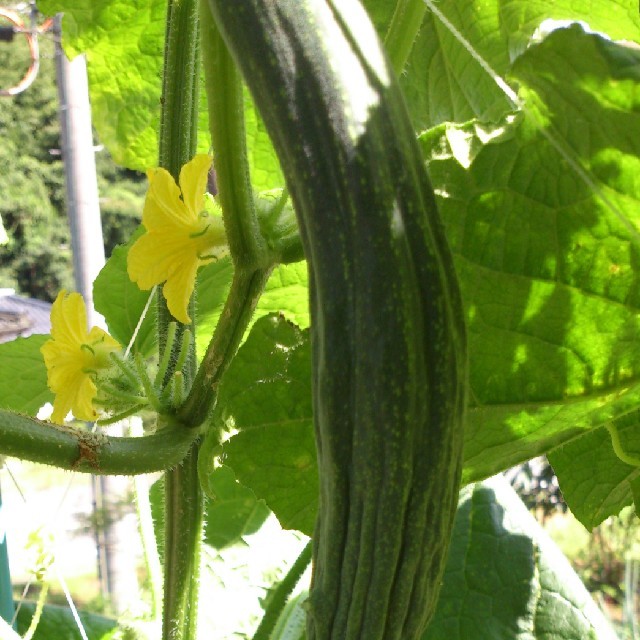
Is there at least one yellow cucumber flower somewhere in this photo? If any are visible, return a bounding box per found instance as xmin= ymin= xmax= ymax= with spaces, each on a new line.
xmin=41 ymin=291 xmax=121 ymax=424
xmin=127 ymin=154 xmax=227 ymax=324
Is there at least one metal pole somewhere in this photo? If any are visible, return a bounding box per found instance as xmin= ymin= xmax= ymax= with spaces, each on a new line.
xmin=53 ymin=16 xmax=138 ymax=614
xmin=53 ymin=15 xmax=105 ymax=315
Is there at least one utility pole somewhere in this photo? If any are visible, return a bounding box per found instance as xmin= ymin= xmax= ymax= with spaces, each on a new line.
xmin=53 ymin=16 xmax=138 ymax=615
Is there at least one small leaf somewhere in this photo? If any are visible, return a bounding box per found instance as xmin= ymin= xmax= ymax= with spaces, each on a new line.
xmin=217 ymin=315 xmax=317 ymax=535
xmin=548 ymin=418 xmax=638 ymax=529
xmin=0 ymin=335 xmax=52 ymax=415
xmin=203 ymin=465 xmax=271 ymax=549
xmin=391 ymin=0 xmax=640 ymax=130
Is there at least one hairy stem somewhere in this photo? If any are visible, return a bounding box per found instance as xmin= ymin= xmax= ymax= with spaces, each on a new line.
xmin=178 ymin=266 xmax=272 ymax=427
xmin=163 ymin=444 xmax=203 ymax=640
xmin=158 ymin=2 xmax=203 ymax=639
xmin=0 ymin=409 xmax=197 ymax=474
xmin=157 ymin=0 xmax=200 ymax=386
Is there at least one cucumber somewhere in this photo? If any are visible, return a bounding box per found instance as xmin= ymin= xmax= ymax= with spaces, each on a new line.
xmin=205 ymin=1 xmax=467 ymax=638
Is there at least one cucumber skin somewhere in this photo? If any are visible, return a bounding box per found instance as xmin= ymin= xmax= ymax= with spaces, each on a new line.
xmin=206 ymin=2 xmax=468 ymax=638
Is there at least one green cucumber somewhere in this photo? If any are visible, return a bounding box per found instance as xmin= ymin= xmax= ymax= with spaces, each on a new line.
xmin=206 ymin=1 xmax=467 ymax=638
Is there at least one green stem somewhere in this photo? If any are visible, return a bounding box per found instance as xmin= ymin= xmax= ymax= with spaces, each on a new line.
xmin=158 ymin=2 xmax=203 ymax=640
xmin=22 ymin=581 xmax=48 ymax=640
xmin=252 ymin=541 xmax=313 ymax=640
xmin=157 ymin=0 xmax=200 ymax=385
xmin=0 ymin=409 xmax=197 ymax=474
xmin=200 ymin=0 xmax=267 ymax=269
xmin=160 ymin=0 xmax=200 ymax=180
xmin=163 ymin=444 xmax=203 ymax=640
xmin=178 ymin=266 xmax=272 ymax=427
xmin=384 ymin=0 xmax=427 ymax=75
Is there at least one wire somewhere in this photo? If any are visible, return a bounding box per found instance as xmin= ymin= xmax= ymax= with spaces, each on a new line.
xmin=0 ymin=5 xmax=53 ymax=97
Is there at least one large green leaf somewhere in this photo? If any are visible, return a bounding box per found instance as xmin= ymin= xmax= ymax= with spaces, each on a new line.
xmin=420 ymin=26 xmax=640 ymax=487
xmin=216 ymin=315 xmax=317 ymax=536
xmin=245 ymin=89 xmax=285 ymax=193
xmin=395 ymin=0 xmax=640 ymax=130
xmin=38 ymin=0 xmax=285 ymax=191
xmin=0 ymin=335 xmax=52 ymax=415
xmin=421 ymin=476 xmax=617 ymax=639
xmin=202 ymin=465 xmax=271 ymax=549
xmin=38 ymin=0 xmax=167 ymax=170
xmin=15 ymin=602 xmax=117 ymax=640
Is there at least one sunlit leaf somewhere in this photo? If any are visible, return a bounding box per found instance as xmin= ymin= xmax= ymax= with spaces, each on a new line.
xmin=419 ymin=28 xmax=640 ymax=495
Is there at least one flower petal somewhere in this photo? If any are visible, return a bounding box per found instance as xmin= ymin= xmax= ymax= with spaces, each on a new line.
xmin=49 ymin=291 xmax=88 ymax=344
xmin=51 ymin=373 xmax=98 ymax=424
xmin=162 ymin=259 xmax=200 ymax=324
xmin=179 ymin=154 xmax=212 ymax=217
xmin=127 ymin=230 xmax=197 ymax=290
xmin=143 ymin=167 xmax=194 ymax=230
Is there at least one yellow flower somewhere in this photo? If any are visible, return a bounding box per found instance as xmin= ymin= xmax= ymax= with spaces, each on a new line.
xmin=127 ymin=154 xmax=227 ymax=324
xmin=41 ymin=291 xmax=121 ymax=424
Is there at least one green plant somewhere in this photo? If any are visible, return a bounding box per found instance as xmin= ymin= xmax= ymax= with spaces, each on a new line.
xmin=0 ymin=0 xmax=639 ymax=639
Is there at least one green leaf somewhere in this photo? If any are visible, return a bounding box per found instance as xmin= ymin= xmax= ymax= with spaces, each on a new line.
xmin=15 ymin=602 xmax=117 ymax=640
xmin=93 ymin=233 xmax=157 ymax=356
xmin=245 ymin=90 xmax=285 ymax=193
xmin=38 ymin=0 xmax=166 ymax=170
xmin=0 ymin=335 xmax=52 ymax=415
xmin=217 ymin=315 xmax=317 ymax=536
xmin=197 ymin=260 xmax=310 ymax=357
xmin=548 ymin=415 xmax=640 ymax=529
xmin=203 ymin=465 xmax=271 ymax=549
xmin=38 ymin=0 xmax=283 ymax=189
xmin=395 ymin=0 xmax=640 ymax=130
xmin=419 ymin=27 xmax=640 ymax=486
xmin=256 ymin=263 xmax=310 ymax=330
xmin=421 ymin=476 xmax=616 ymax=639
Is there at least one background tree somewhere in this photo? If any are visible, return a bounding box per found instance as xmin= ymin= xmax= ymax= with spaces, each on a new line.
xmin=0 ymin=29 xmax=144 ymax=301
